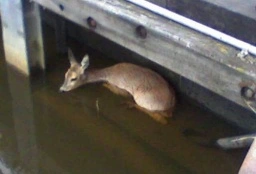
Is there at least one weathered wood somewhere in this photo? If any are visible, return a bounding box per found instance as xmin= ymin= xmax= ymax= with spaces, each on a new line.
xmin=146 ymin=0 xmax=167 ymax=7
xmin=167 ymin=0 xmax=256 ymax=45
xmin=202 ymin=0 xmax=256 ymax=19
xmin=0 ymin=0 xmax=45 ymax=75
xmin=239 ymin=140 xmax=256 ymax=174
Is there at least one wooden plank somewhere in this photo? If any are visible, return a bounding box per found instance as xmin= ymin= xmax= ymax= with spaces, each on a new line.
xmin=202 ymin=0 xmax=256 ymax=19
xmin=166 ymin=0 xmax=256 ymax=45
xmin=146 ymin=0 xmax=167 ymax=7
xmin=0 ymin=0 xmax=45 ymax=75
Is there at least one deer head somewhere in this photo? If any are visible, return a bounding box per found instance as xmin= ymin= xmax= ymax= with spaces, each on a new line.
xmin=59 ymin=49 xmax=90 ymax=92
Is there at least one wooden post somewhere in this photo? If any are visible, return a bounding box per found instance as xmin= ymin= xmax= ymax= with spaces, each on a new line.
xmin=0 ymin=0 xmax=45 ymax=75
xmin=239 ymin=140 xmax=256 ymax=174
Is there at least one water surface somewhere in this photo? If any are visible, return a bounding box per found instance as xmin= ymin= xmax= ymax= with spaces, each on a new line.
xmin=0 ymin=31 xmax=248 ymax=174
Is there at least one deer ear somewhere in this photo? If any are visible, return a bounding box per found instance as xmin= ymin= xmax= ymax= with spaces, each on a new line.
xmin=68 ymin=48 xmax=78 ymax=66
xmin=81 ymin=54 xmax=90 ymax=71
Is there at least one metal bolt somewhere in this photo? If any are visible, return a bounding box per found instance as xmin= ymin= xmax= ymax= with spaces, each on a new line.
xmin=241 ymin=86 xmax=255 ymax=100
xmin=17 ymin=30 xmax=25 ymax=38
xmin=59 ymin=4 xmax=64 ymax=11
xmin=87 ymin=17 xmax=97 ymax=29
xmin=136 ymin=25 xmax=147 ymax=39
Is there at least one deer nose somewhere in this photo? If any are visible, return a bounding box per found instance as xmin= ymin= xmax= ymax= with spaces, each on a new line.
xmin=59 ymin=86 xmax=66 ymax=93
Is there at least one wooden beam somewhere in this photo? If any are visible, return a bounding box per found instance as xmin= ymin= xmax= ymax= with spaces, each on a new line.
xmin=0 ymin=0 xmax=45 ymax=75
xmin=166 ymin=0 xmax=256 ymax=45
xmin=146 ymin=0 xmax=167 ymax=7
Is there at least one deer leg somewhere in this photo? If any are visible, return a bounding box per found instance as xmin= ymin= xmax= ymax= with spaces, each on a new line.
xmin=121 ymin=100 xmax=137 ymax=109
xmin=137 ymin=106 xmax=168 ymax=125
xmin=103 ymin=83 xmax=131 ymax=97
xmin=126 ymin=102 xmax=168 ymax=124
xmin=120 ymin=99 xmax=168 ymax=124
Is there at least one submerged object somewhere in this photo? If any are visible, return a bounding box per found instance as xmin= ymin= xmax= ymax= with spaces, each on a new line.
xmin=215 ymin=133 xmax=256 ymax=150
xmin=183 ymin=128 xmax=256 ymax=150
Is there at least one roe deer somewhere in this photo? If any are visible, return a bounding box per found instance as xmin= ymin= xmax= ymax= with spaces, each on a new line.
xmin=60 ymin=49 xmax=176 ymax=124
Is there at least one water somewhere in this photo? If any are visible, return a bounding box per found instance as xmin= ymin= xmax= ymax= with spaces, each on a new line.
xmin=0 ymin=29 xmax=248 ymax=174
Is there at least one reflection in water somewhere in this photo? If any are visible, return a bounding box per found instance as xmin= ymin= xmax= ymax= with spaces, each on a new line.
xmin=8 ymin=64 xmax=38 ymax=174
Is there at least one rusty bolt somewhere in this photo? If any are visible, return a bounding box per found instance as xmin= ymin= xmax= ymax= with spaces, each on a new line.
xmin=59 ymin=4 xmax=64 ymax=11
xmin=241 ymin=86 xmax=255 ymax=100
xmin=87 ymin=17 xmax=97 ymax=29
xmin=136 ymin=25 xmax=147 ymax=39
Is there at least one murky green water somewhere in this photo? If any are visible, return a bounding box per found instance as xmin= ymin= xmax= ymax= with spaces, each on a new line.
xmin=0 ymin=27 xmax=248 ymax=174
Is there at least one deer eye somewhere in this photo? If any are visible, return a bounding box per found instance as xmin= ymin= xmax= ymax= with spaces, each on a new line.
xmin=70 ymin=77 xmax=77 ymax=82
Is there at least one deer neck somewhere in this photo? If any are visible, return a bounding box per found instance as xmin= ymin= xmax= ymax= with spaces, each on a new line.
xmin=83 ymin=68 xmax=108 ymax=84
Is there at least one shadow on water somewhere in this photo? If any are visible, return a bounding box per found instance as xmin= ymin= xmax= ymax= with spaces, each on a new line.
xmin=0 ymin=25 xmax=248 ymax=174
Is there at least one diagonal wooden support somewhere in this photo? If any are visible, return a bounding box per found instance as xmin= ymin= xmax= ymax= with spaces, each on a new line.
xmin=0 ymin=0 xmax=45 ymax=75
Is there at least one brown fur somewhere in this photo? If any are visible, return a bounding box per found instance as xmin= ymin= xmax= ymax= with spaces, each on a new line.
xmin=60 ymin=50 xmax=176 ymax=124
